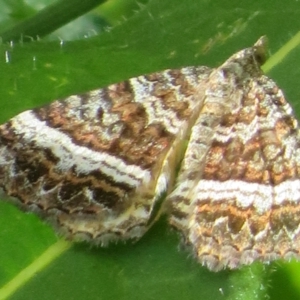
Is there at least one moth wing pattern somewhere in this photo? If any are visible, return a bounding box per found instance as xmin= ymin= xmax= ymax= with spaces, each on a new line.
xmin=0 ymin=66 xmax=212 ymax=244
xmin=169 ymin=37 xmax=300 ymax=271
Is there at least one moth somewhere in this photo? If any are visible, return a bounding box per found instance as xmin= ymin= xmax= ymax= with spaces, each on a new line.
xmin=1 ymin=37 xmax=300 ymax=271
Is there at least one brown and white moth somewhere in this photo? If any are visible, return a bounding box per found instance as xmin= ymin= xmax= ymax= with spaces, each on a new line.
xmin=1 ymin=37 xmax=300 ymax=271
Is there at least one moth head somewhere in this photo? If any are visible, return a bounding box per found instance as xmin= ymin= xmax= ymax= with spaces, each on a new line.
xmin=219 ymin=36 xmax=268 ymax=80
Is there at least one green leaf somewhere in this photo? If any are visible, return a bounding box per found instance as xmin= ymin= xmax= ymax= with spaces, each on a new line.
xmin=0 ymin=0 xmax=300 ymax=299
